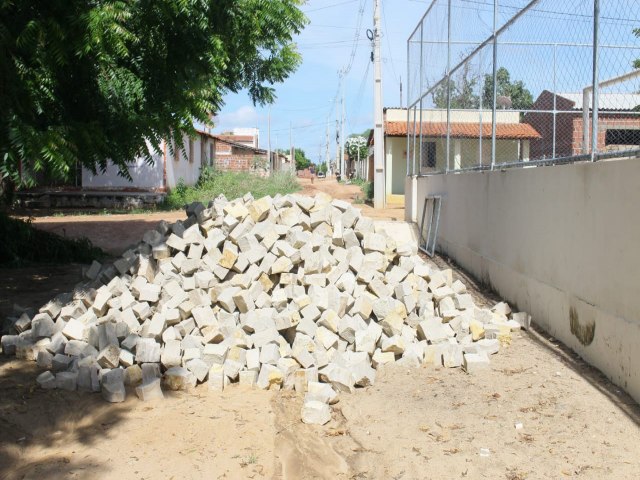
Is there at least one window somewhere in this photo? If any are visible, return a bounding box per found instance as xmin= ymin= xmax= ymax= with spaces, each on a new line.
xmin=421 ymin=141 xmax=436 ymax=168
xmin=605 ymin=129 xmax=640 ymax=146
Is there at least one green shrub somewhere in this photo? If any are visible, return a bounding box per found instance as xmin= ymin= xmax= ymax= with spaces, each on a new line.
xmin=0 ymin=213 xmax=105 ymax=267
xmin=162 ymin=170 xmax=300 ymax=210
xmin=351 ymin=178 xmax=373 ymax=201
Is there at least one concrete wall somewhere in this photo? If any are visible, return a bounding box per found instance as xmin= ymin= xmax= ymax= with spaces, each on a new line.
xmin=82 ymin=152 xmax=164 ymax=190
xmin=409 ymin=159 xmax=640 ymax=402
xmin=83 ymin=134 xmax=214 ymax=190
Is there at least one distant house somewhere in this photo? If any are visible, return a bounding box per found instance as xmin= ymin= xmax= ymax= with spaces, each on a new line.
xmin=368 ymin=107 xmax=540 ymax=206
xmin=82 ymin=126 xmax=280 ymax=191
xmin=523 ymin=90 xmax=640 ymax=159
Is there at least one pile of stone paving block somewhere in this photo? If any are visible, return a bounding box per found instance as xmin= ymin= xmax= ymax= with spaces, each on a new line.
xmin=0 ymin=192 xmax=530 ymax=425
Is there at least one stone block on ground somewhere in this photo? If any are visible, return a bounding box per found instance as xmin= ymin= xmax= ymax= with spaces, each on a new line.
xmin=301 ymin=400 xmax=332 ymax=425
xmin=36 ymin=370 xmax=57 ymax=389
xmin=136 ymin=378 xmax=165 ymax=401
xmin=463 ymin=352 xmax=491 ymax=373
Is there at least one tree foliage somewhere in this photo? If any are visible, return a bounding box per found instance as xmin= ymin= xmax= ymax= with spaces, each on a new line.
xmin=432 ymin=64 xmax=480 ymax=109
xmin=345 ymin=135 xmax=368 ymax=160
xmin=0 ymin=0 xmax=307 ymax=188
xmin=278 ymin=147 xmax=310 ymax=170
xmin=482 ymin=67 xmax=533 ymax=110
xmin=432 ymin=65 xmax=533 ymax=112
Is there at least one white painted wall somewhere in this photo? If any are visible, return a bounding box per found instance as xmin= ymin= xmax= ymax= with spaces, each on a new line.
xmin=412 ymin=159 xmax=640 ymax=402
xmin=82 ymin=133 xmax=215 ymax=190
xmin=82 ymin=153 xmax=164 ymax=189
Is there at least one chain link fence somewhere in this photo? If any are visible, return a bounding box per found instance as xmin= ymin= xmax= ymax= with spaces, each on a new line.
xmin=407 ymin=0 xmax=640 ymax=175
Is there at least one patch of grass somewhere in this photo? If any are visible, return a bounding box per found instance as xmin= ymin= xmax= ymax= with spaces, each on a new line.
xmin=162 ymin=169 xmax=300 ymax=210
xmin=0 ymin=212 xmax=105 ymax=267
xmin=240 ymin=453 xmax=258 ymax=467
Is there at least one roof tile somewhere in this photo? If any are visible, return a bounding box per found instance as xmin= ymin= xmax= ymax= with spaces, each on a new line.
xmin=386 ymin=121 xmax=541 ymax=139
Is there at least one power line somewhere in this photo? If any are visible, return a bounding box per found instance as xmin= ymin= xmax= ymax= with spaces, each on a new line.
xmin=342 ymin=0 xmax=368 ymax=77
xmin=303 ymin=0 xmax=359 ymax=13
xmin=381 ymin=0 xmax=400 ymax=86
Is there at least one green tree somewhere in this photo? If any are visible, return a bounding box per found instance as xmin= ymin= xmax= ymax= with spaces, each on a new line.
xmin=482 ymin=67 xmax=533 ymax=110
xmin=278 ymin=148 xmax=310 ymax=170
xmin=0 ymin=0 xmax=307 ymax=191
xmin=432 ymin=63 xmax=480 ymax=109
xmin=345 ymin=136 xmax=368 ymax=160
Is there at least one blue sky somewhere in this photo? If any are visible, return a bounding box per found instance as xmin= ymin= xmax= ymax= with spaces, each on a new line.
xmin=214 ymin=0 xmax=431 ymax=164
xmin=213 ymin=0 xmax=640 ymax=164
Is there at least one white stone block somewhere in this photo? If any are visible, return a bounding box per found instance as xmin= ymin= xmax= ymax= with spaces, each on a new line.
xmin=305 ymin=381 xmax=338 ymax=404
xmin=136 ymin=378 xmax=165 ymax=401
xmin=463 ymin=352 xmax=491 ymax=373
xmin=36 ymin=370 xmax=57 ymax=389
xmin=239 ymin=369 xmax=258 ymax=388
xmin=186 ymin=358 xmax=210 ymax=382
xmin=256 ymin=364 xmax=284 ymax=390
xmin=163 ymin=366 xmax=196 ymax=391
xmin=56 ymin=371 xmax=78 ymax=391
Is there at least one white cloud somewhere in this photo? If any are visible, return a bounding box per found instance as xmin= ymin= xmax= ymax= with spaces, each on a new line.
xmin=215 ymin=105 xmax=261 ymax=130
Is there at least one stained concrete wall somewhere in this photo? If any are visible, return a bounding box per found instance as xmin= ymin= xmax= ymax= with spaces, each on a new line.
xmin=408 ymin=159 xmax=640 ymax=402
xmin=83 ymin=134 xmax=214 ymax=190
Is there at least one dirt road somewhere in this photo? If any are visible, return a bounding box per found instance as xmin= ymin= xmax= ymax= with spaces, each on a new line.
xmin=26 ymin=178 xmax=403 ymax=257
xmin=1 ymin=180 xmax=639 ymax=479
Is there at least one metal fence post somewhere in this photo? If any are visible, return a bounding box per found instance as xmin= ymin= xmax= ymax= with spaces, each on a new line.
xmin=445 ymin=0 xmax=452 ymax=173
xmin=406 ymin=37 xmax=411 ymax=176
xmin=552 ymin=43 xmax=557 ymax=159
xmin=490 ymin=0 xmax=498 ymax=170
xmin=591 ymin=0 xmax=600 ymax=161
xmin=419 ymin=23 xmax=425 ymax=175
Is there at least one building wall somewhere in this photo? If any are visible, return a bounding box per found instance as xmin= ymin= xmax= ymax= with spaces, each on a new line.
xmin=165 ymin=133 xmax=213 ymax=188
xmin=214 ymin=146 xmax=269 ymax=176
xmin=408 ymin=136 xmax=521 ymax=173
xmin=523 ymin=92 xmax=575 ymax=159
xmin=83 ymin=134 xmax=214 ymax=190
xmin=81 ymin=147 xmax=164 ymax=190
xmin=409 ymin=159 xmax=640 ymax=402
xmin=571 ymin=114 xmax=640 ymax=156
xmin=385 ymin=136 xmax=406 ymax=196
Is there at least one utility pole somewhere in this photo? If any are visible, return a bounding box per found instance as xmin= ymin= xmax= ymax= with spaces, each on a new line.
xmin=400 ymin=75 xmax=403 ymax=107
xmin=325 ymin=120 xmax=330 ymax=175
xmin=267 ymin=107 xmax=272 ymax=172
xmin=373 ymin=0 xmax=384 ymax=208
xmin=335 ymin=97 xmax=340 ymax=176
xmin=341 ymin=77 xmax=346 ymax=178
xmin=289 ymin=121 xmax=293 ymax=170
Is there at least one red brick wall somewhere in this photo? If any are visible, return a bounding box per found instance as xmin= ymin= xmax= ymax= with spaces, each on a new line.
xmin=522 ymin=90 xmax=575 ymax=159
xmin=571 ymin=114 xmax=640 ymax=156
xmin=214 ymin=146 xmax=269 ymax=175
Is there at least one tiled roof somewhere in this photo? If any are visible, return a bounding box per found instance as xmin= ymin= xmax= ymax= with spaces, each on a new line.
xmin=385 ymin=121 xmax=541 ymax=139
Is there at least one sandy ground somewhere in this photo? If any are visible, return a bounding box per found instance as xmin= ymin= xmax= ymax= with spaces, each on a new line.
xmin=2 ymin=179 xmax=639 ymax=479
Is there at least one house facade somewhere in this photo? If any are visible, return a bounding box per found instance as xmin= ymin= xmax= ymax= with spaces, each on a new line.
xmin=82 ymin=129 xmax=217 ymax=191
xmin=82 ymin=127 xmax=277 ymax=191
xmin=523 ymin=91 xmax=640 ymax=159
xmin=369 ymin=108 xmax=540 ymax=206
